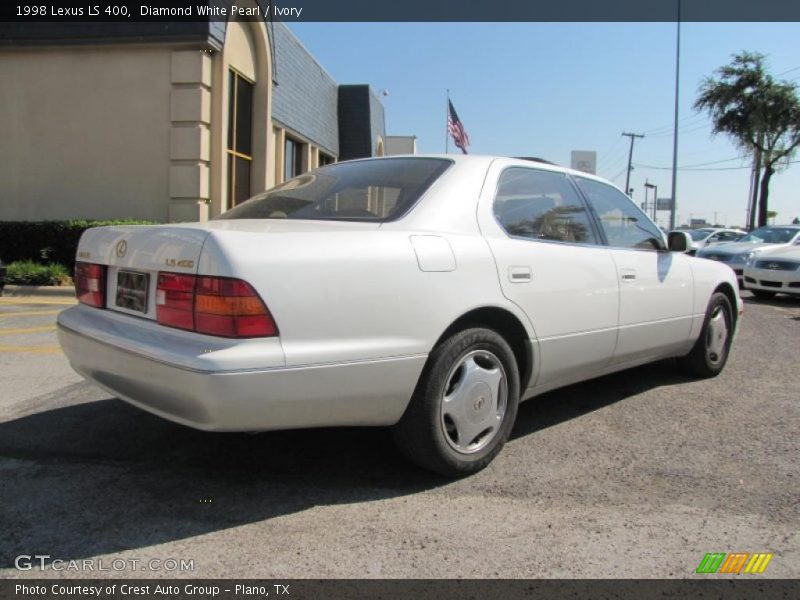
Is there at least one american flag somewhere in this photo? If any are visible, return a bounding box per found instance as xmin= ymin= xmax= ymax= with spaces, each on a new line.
xmin=447 ymin=100 xmax=470 ymax=154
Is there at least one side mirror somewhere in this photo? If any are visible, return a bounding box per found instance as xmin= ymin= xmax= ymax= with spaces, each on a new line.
xmin=668 ymin=231 xmax=692 ymax=253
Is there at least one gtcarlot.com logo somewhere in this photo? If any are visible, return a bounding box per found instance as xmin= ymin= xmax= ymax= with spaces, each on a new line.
xmin=696 ymin=552 xmax=773 ymax=574
xmin=15 ymin=554 xmax=195 ymax=572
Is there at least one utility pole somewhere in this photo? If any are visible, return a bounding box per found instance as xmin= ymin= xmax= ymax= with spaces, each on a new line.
xmin=622 ymin=132 xmax=644 ymax=196
xmin=669 ymin=1 xmax=682 ymax=231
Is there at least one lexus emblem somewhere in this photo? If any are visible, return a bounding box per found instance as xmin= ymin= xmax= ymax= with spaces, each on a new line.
xmin=115 ymin=240 xmax=127 ymax=258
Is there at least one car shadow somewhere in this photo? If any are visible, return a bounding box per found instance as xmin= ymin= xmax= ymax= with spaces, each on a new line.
xmin=1 ymin=361 xmax=689 ymax=567
xmin=741 ymin=292 xmax=800 ymax=307
xmin=0 ymin=392 xmax=438 ymax=567
xmin=512 ymin=360 xmax=688 ymax=439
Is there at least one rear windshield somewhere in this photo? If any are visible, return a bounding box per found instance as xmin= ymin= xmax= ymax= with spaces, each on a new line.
xmin=216 ymin=158 xmax=452 ymax=222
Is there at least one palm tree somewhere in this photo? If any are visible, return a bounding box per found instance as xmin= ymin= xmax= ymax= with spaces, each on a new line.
xmin=695 ymin=52 xmax=800 ymax=228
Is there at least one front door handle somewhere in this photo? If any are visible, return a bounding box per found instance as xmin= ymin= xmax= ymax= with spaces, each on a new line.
xmin=620 ymin=268 xmax=637 ymax=281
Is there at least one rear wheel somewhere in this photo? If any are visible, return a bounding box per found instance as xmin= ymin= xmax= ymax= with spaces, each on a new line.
xmin=392 ymin=327 xmax=520 ymax=477
xmin=677 ymin=292 xmax=734 ymax=378
xmin=750 ymin=289 xmax=776 ymax=300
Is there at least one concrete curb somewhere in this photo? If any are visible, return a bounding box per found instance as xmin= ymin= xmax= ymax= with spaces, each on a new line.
xmin=1 ymin=284 xmax=76 ymax=299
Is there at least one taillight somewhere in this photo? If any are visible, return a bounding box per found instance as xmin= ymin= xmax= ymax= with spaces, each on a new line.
xmin=195 ymin=276 xmax=277 ymax=337
xmin=156 ymin=273 xmax=195 ymax=331
xmin=74 ymin=262 xmax=106 ymax=308
xmin=155 ymin=273 xmax=278 ymax=338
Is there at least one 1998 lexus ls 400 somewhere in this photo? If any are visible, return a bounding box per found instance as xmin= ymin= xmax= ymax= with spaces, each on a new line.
xmin=58 ymin=156 xmax=742 ymax=476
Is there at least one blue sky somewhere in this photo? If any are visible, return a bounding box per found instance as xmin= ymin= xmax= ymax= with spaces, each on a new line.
xmin=288 ymin=22 xmax=800 ymax=228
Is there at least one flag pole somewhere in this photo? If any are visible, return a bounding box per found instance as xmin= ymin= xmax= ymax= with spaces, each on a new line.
xmin=445 ymin=89 xmax=450 ymax=154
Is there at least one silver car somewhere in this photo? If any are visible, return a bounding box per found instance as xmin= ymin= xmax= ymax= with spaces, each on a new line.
xmin=697 ymin=225 xmax=800 ymax=285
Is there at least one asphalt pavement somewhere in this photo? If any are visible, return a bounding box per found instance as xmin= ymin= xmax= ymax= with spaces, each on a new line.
xmin=0 ymin=291 xmax=797 ymax=579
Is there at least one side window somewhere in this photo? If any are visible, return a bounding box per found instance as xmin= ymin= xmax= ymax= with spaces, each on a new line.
xmin=493 ymin=168 xmax=598 ymax=245
xmin=575 ymin=178 xmax=665 ymax=250
xmin=707 ymin=233 xmax=720 ymax=242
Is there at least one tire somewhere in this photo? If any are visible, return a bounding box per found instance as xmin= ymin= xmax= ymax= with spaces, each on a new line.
xmin=392 ymin=327 xmax=520 ymax=477
xmin=677 ymin=292 xmax=734 ymax=378
xmin=750 ymin=289 xmax=776 ymax=300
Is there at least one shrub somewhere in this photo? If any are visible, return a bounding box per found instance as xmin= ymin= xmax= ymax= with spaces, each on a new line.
xmin=0 ymin=220 xmax=157 ymax=272
xmin=5 ymin=261 xmax=72 ymax=286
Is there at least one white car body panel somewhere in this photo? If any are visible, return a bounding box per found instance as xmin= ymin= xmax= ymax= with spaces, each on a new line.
xmin=58 ymin=155 xmax=742 ymax=432
xmin=608 ymin=248 xmax=694 ymax=364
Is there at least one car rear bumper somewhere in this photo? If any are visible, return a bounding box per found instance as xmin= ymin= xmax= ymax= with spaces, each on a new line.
xmin=743 ymin=268 xmax=800 ymax=295
xmin=57 ymin=306 xmax=425 ymax=431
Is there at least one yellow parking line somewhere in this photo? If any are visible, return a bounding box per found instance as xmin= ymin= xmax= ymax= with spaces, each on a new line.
xmin=0 ymin=310 xmax=63 ymax=318
xmin=0 ymin=326 xmax=56 ymax=336
xmin=0 ymin=344 xmax=62 ymax=354
xmin=0 ymin=297 xmax=76 ymax=306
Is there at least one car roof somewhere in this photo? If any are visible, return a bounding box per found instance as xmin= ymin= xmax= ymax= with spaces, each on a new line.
xmin=370 ymin=154 xmax=617 ymax=185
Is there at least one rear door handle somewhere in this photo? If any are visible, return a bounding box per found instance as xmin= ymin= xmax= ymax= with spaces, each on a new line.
xmin=620 ymin=268 xmax=637 ymax=281
xmin=508 ymin=266 xmax=532 ymax=283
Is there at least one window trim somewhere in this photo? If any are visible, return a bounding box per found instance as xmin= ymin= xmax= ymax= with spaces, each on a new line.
xmin=571 ymin=174 xmax=668 ymax=252
xmin=490 ymin=166 xmax=606 ymax=249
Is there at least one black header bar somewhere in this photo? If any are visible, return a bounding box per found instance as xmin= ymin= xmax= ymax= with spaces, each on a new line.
xmin=2 ymin=0 xmax=800 ymax=23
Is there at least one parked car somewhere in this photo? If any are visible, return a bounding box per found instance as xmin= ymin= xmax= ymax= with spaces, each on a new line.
xmin=676 ymin=227 xmax=745 ymax=255
xmin=697 ymin=225 xmax=800 ymax=285
xmin=57 ymin=156 xmax=742 ymax=476
xmin=743 ymin=245 xmax=800 ymax=299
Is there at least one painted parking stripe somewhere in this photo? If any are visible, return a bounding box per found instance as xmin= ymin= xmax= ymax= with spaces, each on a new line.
xmin=0 ymin=298 xmax=76 ymax=306
xmin=0 ymin=344 xmax=62 ymax=354
xmin=0 ymin=310 xmax=63 ymax=318
xmin=0 ymin=326 xmax=57 ymax=336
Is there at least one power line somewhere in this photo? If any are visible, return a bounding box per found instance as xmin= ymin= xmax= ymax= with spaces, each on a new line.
xmin=634 ymin=158 xmax=800 ymax=172
xmin=642 ymin=112 xmax=706 ymax=136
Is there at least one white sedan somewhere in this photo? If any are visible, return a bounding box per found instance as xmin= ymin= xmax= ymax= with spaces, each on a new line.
xmin=58 ymin=156 xmax=742 ymax=476
xmin=744 ymin=245 xmax=800 ymax=299
xmin=680 ymin=227 xmax=745 ymax=255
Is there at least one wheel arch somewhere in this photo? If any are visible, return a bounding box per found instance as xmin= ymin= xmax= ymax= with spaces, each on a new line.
xmin=433 ymin=306 xmax=534 ymax=390
xmin=714 ymin=281 xmax=739 ymax=328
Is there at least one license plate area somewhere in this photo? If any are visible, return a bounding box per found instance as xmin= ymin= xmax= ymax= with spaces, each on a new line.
xmin=116 ymin=270 xmax=149 ymax=313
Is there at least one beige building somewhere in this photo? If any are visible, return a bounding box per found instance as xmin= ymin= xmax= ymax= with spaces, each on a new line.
xmin=0 ymin=2 xmax=387 ymax=223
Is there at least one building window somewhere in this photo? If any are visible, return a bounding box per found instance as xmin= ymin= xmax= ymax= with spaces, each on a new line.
xmin=318 ymin=152 xmax=335 ymax=167
xmin=284 ymin=137 xmax=305 ymax=181
xmin=227 ymin=70 xmax=254 ymax=206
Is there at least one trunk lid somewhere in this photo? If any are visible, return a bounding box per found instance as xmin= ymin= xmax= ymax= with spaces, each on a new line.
xmin=77 ymin=224 xmax=210 ymax=321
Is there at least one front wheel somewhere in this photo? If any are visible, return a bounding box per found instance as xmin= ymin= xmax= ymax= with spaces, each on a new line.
xmin=677 ymin=292 xmax=734 ymax=378
xmin=392 ymin=327 xmax=520 ymax=477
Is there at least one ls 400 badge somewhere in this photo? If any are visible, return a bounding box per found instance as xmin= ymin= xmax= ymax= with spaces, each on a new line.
xmin=165 ymin=259 xmax=194 ymax=269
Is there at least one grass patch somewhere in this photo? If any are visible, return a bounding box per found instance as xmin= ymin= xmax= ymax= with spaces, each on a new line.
xmin=5 ymin=261 xmax=72 ymax=286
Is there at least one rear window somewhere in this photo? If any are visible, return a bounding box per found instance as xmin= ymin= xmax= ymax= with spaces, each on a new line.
xmin=216 ymin=158 xmax=452 ymax=222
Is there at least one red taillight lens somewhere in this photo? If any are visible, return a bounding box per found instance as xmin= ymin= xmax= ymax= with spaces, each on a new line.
xmin=156 ymin=272 xmax=196 ymax=331
xmin=195 ymin=276 xmax=277 ymax=337
xmin=74 ymin=262 xmax=106 ymax=308
xmin=155 ymin=273 xmax=278 ymax=338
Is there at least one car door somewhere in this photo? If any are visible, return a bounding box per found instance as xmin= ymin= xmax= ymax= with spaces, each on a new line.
xmin=573 ymin=176 xmax=694 ymax=364
xmin=478 ymin=163 xmax=620 ymax=390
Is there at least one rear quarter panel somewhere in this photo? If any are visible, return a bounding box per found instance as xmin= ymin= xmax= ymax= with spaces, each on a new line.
xmin=197 ymin=228 xmax=526 ymax=367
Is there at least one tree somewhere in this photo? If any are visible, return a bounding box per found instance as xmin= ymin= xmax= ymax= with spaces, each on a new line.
xmin=695 ymin=52 xmax=800 ymax=228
